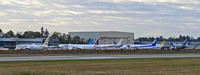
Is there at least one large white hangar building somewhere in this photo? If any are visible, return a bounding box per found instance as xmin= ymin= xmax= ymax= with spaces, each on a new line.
xmin=69 ymin=31 xmax=134 ymax=44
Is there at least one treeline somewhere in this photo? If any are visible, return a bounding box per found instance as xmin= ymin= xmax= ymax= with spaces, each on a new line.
xmin=0 ymin=27 xmax=200 ymax=44
xmin=0 ymin=27 xmax=90 ymax=44
xmin=136 ymin=35 xmax=200 ymax=41
xmin=50 ymin=31 xmax=91 ymax=44
xmin=0 ymin=27 xmax=49 ymax=38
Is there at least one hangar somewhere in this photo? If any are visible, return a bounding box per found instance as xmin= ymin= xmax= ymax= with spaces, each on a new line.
xmin=0 ymin=38 xmax=59 ymax=49
xmin=69 ymin=31 xmax=134 ymax=44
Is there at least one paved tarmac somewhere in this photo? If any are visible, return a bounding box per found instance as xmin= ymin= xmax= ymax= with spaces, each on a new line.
xmin=0 ymin=54 xmax=200 ymax=62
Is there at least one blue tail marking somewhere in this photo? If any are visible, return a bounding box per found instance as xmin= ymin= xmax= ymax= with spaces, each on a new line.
xmin=88 ymin=39 xmax=93 ymax=45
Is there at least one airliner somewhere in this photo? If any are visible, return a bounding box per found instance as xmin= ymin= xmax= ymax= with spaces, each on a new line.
xmin=63 ymin=38 xmax=123 ymax=50
xmin=121 ymin=38 xmax=158 ymax=50
xmin=95 ymin=39 xmax=123 ymax=50
xmin=161 ymin=39 xmax=189 ymax=50
xmin=59 ymin=38 xmax=95 ymax=50
xmin=15 ymin=36 xmax=50 ymax=50
xmin=66 ymin=38 xmax=100 ymax=50
xmin=152 ymin=40 xmax=165 ymax=49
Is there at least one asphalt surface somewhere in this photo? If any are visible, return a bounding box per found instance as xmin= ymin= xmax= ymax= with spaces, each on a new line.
xmin=0 ymin=54 xmax=200 ymax=62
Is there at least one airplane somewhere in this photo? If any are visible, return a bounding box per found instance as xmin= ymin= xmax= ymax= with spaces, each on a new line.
xmin=88 ymin=39 xmax=94 ymax=45
xmin=113 ymin=40 xmax=117 ymax=44
xmin=0 ymin=47 xmax=9 ymax=50
xmin=15 ymin=36 xmax=51 ymax=50
xmin=64 ymin=38 xmax=123 ymax=50
xmin=161 ymin=39 xmax=188 ymax=50
xmin=59 ymin=38 xmax=95 ymax=50
xmin=153 ymin=40 xmax=165 ymax=49
xmin=94 ymin=39 xmax=123 ymax=50
xmin=182 ymin=40 xmax=197 ymax=49
xmin=121 ymin=38 xmax=158 ymax=50
xmin=61 ymin=38 xmax=99 ymax=50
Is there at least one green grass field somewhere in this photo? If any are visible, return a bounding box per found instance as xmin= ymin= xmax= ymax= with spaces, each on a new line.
xmin=0 ymin=58 xmax=200 ymax=75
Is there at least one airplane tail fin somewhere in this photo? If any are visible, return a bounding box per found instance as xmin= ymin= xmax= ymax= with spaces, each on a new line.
xmin=139 ymin=42 xmax=141 ymax=45
xmin=88 ymin=39 xmax=93 ymax=45
xmin=94 ymin=38 xmax=100 ymax=45
xmin=113 ymin=40 xmax=117 ymax=45
xmin=160 ymin=40 xmax=165 ymax=46
xmin=187 ymin=40 xmax=191 ymax=45
xmin=182 ymin=39 xmax=188 ymax=47
xmin=152 ymin=37 xmax=158 ymax=46
xmin=169 ymin=41 xmax=174 ymax=45
xmin=42 ymin=36 xmax=51 ymax=46
xmin=117 ymin=39 xmax=123 ymax=45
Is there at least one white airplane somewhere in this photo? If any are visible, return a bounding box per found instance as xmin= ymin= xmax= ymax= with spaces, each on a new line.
xmin=95 ymin=39 xmax=123 ymax=50
xmin=161 ymin=40 xmax=192 ymax=50
xmin=59 ymin=38 xmax=98 ymax=50
xmin=15 ymin=36 xmax=50 ymax=50
xmin=152 ymin=40 xmax=165 ymax=49
xmin=121 ymin=38 xmax=158 ymax=50
xmin=61 ymin=38 xmax=123 ymax=50
xmin=0 ymin=47 xmax=9 ymax=50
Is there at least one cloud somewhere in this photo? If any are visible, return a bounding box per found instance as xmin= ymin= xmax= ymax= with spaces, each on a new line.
xmin=0 ymin=0 xmax=200 ymax=38
xmin=88 ymin=10 xmax=122 ymax=14
xmin=178 ymin=6 xmax=193 ymax=10
xmin=196 ymin=20 xmax=200 ymax=22
xmin=98 ymin=0 xmax=200 ymax=5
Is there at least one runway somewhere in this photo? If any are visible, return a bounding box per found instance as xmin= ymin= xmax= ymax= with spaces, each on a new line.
xmin=1 ymin=54 xmax=200 ymax=62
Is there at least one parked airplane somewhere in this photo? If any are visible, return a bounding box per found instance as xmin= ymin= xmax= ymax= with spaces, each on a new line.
xmin=153 ymin=40 xmax=166 ymax=49
xmin=121 ymin=38 xmax=158 ymax=50
xmin=161 ymin=39 xmax=188 ymax=50
xmin=59 ymin=38 xmax=95 ymax=50
xmin=15 ymin=36 xmax=51 ymax=50
xmin=0 ymin=47 xmax=9 ymax=50
xmin=62 ymin=38 xmax=123 ymax=50
xmin=94 ymin=39 xmax=123 ymax=50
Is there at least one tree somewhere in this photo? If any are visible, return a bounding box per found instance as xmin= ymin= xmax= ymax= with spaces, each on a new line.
xmin=72 ymin=36 xmax=81 ymax=44
xmin=21 ymin=31 xmax=42 ymax=38
xmin=44 ymin=29 xmax=49 ymax=38
xmin=41 ymin=27 xmax=44 ymax=37
xmin=4 ymin=30 xmax=15 ymax=38
xmin=179 ymin=35 xmax=182 ymax=41
xmin=81 ymin=38 xmax=85 ymax=44
xmin=51 ymin=32 xmax=61 ymax=39
xmin=159 ymin=36 xmax=163 ymax=41
xmin=66 ymin=35 xmax=72 ymax=44
xmin=197 ymin=37 xmax=200 ymax=41
xmin=86 ymin=38 xmax=92 ymax=44
xmin=59 ymin=33 xmax=68 ymax=44
xmin=16 ymin=32 xmax=23 ymax=38
xmin=0 ymin=29 xmax=3 ymax=37
xmin=33 ymin=32 xmax=42 ymax=38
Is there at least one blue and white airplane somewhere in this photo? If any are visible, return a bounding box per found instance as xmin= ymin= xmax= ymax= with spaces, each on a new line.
xmin=59 ymin=38 xmax=95 ymax=50
xmin=121 ymin=38 xmax=158 ymax=50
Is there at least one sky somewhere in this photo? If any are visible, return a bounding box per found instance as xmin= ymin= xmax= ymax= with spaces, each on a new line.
xmin=0 ymin=0 xmax=199 ymax=38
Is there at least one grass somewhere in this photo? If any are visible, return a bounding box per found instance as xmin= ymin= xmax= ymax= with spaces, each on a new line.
xmin=0 ymin=58 xmax=200 ymax=75
xmin=0 ymin=53 xmax=133 ymax=57
xmin=1 ymin=53 xmax=200 ymax=57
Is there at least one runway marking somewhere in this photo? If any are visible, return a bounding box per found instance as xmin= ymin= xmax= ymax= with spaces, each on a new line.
xmin=0 ymin=54 xmax=200 ymax=62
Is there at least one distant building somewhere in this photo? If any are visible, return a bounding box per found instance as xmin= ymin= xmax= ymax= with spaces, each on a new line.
xmin=0 ymin=38 xmax=59 ymax=49
xmin=69 ymin=31 xmax=134 ymax=44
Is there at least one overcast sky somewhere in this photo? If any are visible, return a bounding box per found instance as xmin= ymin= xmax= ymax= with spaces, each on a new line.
xmin=0 ymin=0 xmax=199 ymax=38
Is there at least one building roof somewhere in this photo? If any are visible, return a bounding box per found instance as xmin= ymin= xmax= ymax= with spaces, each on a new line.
xmin=0 ymin=38 xmax=44 ymax=41
xmin=69 ymin=31 xmax=134 ymax=34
